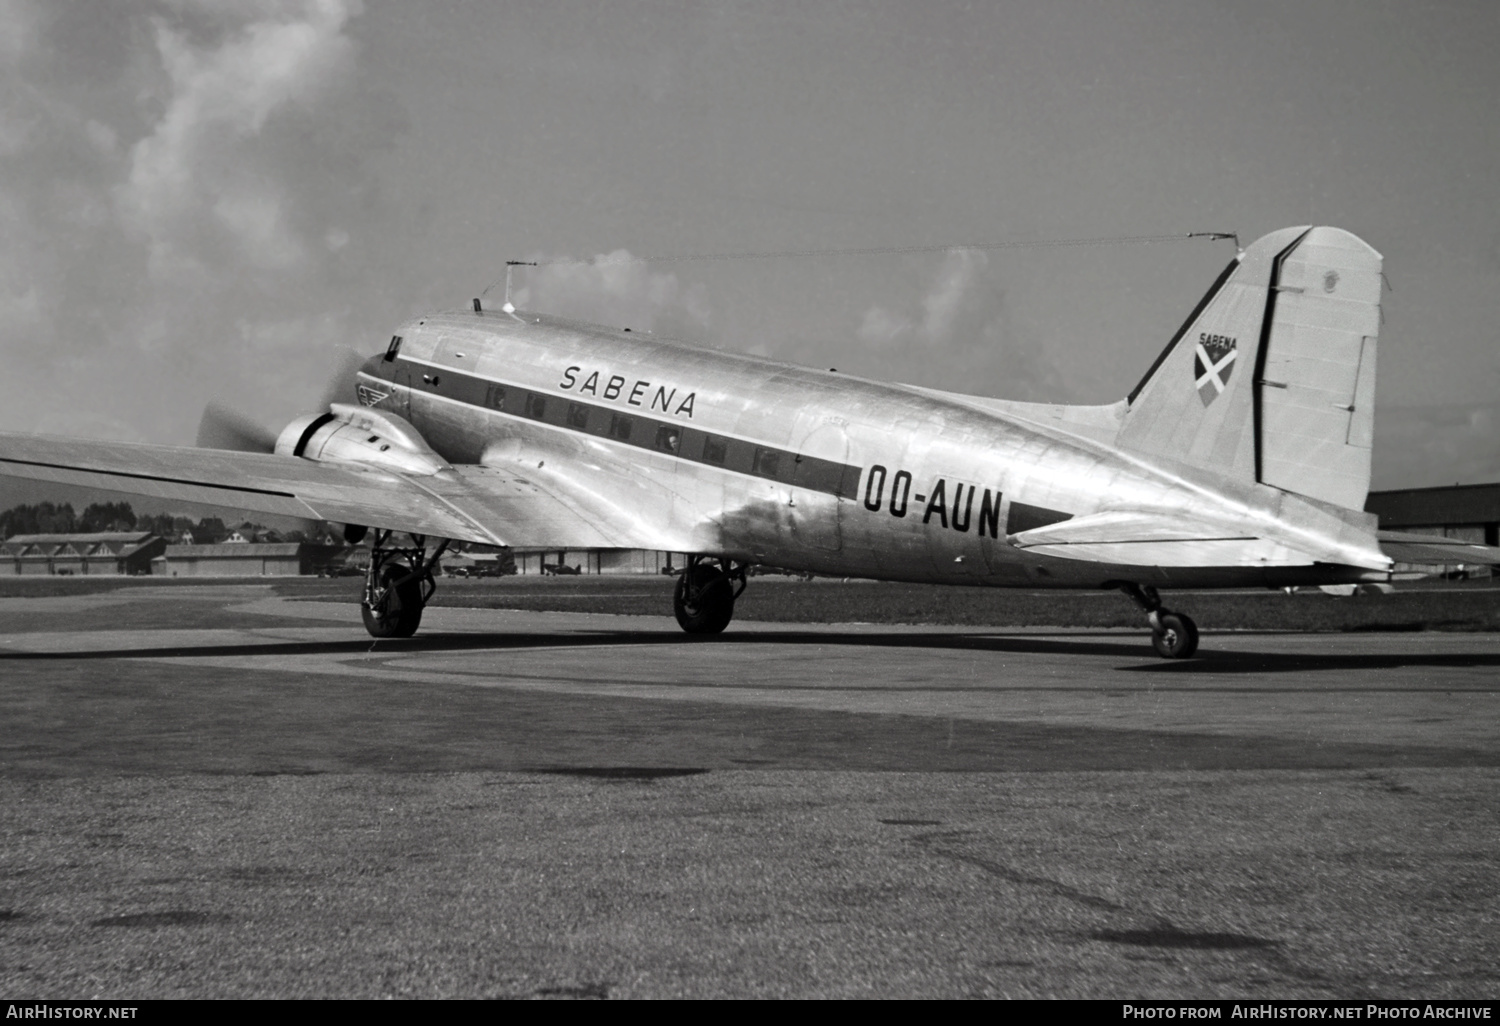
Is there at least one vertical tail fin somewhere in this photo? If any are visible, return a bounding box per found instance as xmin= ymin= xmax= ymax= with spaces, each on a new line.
xmin=1118 ymin=226 xmax=1382 ymax=510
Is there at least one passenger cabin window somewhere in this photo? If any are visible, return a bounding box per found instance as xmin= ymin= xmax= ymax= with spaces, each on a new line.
xmin=484 ymin=384 xmax=505 ymax=410
xmin=654 ymin=425 xmax=680 ymax=453
xmin=609 ymin=414 xmax=633 ymax=440
xmin=752 ymin=447 xmax=781 ymax=478
xmin=567 ymin=403 xmax=590 ymax=429
xmin=384 ymin=335 xmax=402 ymax=362
xmin=525 ymin=393 xmax=547 ymax=419
xmin=702 ymin=436 xmax=727 ymax=464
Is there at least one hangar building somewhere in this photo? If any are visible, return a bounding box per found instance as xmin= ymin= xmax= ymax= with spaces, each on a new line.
xmin=1365 ymin=484 xmax=1500 ymax=545
xmin=511 ymin=549 xmax=687 ymax=575
xmin=1 ymin=532 xmax=166 ymax=576
xmin=152 ymin=542 xmax=348 ymax=577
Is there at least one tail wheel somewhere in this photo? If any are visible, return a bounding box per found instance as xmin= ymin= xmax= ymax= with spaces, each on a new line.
xmin=1151 ymin=612 xmax=1199 ymax=659
xmin=673 ymin=564 xmax=735 ymax=634
xmin=362 ymin=561 xmax=425 ymax=638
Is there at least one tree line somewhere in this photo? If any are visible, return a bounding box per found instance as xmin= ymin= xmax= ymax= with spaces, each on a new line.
xmin=0 ymin=501 xmax=149 ymax=538
xmin=0 ymin=501 xmax=323 ymax=544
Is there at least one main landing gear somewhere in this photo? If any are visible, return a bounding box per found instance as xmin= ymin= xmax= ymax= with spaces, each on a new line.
xmin=1119 ymin=582 xmax=1199 ymax=659
xmin=361 ymin=530 xmax=449 ymax=639
xmin=673 ymin=555 xmax=748 ymax=635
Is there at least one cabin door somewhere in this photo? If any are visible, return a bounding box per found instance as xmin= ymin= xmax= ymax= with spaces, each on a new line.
xmin=790 ymin=419 xmax=850 ymax=552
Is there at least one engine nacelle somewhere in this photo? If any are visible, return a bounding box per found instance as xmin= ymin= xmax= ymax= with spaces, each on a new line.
xmin=275 ymin=404 xmax=450 ymax=476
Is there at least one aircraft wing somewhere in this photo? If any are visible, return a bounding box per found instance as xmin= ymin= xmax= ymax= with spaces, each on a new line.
xmin=1377 ymin=530 xmax=1500 ymax=566
xmin=1007 ymin=509 xmax=1328 ymax=567
xmin=0 ymin=432 xmax=644 ymax=550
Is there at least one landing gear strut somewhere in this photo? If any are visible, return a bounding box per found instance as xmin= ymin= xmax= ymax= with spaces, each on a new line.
xmin=1119 ymin=582 xmax=1199 ymax=659
xmin=673 ymin=555 xmax=748 ymax=635
xmin=362 ymin=530 xmax=448 ymax=638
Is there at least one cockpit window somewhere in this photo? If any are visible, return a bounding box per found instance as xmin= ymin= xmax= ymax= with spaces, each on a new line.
xmin=384 ymin=335 xmax=402 ymax=362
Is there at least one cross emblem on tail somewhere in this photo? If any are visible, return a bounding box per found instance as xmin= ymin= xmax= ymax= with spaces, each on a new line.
xmin=1193 ymin=334 xmax=1237 ymax=406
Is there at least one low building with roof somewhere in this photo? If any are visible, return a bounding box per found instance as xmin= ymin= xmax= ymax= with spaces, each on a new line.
xmin=1 ymin=532 xmax=166 ymax=576
xmin=1365 ymin=482 xmax=1500 ymax=576
xmin=511 ymin=549 xmax=687 ymax=575
xmin=1365 ymin=483 xmax=1500 ymax=546
xmin=152 ymin=542 xmax=349 ymax=577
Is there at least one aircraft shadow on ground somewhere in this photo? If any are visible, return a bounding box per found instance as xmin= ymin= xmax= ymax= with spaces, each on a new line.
xmin=1117 ymin=645 xmax=1500 ymax=676
xmin=2 ymin=627 xmax=1499 ymax=678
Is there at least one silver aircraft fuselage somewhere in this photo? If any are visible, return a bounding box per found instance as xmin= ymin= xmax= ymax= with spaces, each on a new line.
xmin=354 ymin=307 xmax=1385 ymax=591
xmin=6 ymin=226 xmax=1490 ymax=652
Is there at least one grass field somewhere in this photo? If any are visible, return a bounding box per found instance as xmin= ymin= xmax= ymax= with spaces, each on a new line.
xmin=5 ymin=572 xmax=1500 ymax=632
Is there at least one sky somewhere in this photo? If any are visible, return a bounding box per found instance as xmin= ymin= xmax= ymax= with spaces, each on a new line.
xmin=2 ymin=0 xmax=1499 ymax=502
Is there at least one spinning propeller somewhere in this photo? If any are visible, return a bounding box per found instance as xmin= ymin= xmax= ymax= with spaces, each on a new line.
xmin=194 ymin=346 xmax=368 ymax=454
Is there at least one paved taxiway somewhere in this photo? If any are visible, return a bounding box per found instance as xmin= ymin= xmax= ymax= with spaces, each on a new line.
xmin=1 ymin=585 xmax=1497 ymax=998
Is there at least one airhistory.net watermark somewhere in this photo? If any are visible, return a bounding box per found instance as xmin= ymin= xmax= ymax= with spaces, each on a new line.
xmin=1120 ymin=1006 xmax=1493 ymax=1021
xmin=5 ymin=1007 xmax=137 ymax=1020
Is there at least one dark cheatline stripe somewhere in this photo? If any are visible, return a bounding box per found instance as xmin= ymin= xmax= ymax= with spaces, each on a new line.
xmin=395 ymin=360 xmax=863 ymax=499
xmin=1006 ymin=501 xmax=1073 ymax=535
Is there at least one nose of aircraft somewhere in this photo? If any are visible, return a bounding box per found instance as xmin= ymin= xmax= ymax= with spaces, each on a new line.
xmin=357 ymin=352 xmax=392 ymax=384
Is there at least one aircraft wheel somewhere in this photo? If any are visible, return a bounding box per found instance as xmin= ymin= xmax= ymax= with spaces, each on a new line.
xmin=1151 ymin=611 xmax=1198 ymax=659
xmin=362 ymin=562 xmax=425 ymax=638
xmin=674 ymin=565 xmax=735 ymax=634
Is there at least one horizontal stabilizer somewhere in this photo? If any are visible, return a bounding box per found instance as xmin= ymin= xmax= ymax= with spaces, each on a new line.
xmin=1377 ymin=530 xmax=1500 ymax=566
xmin=1008 ymin=509 xmax=1319 ymax=568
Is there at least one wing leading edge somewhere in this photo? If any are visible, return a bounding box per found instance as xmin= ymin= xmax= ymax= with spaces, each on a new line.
xmin=0 ymin=432 xmax=648 ymax=551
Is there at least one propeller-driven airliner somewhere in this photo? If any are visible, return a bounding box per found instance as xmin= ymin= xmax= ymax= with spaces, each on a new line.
xmin=3 ymin=226 xmax=1495 ymax=656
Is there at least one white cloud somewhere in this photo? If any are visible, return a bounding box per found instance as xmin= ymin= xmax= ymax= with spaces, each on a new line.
xmin=0 ymin=283 xmax=40 ymax=329
xmin=0 ymin=0 xmax=41 ymax=71
xmin=83 ymin=119 xmax=118 ymax=156
xmin=856 ymin=249 xmax=988 ymax=350
xmin=0 ymin=0 xmax=378 ymax=444
xmin=856 ymin=304 xmax=911 ymax=348
xmin=512 ymin=250 xmax=713 ymax=339
xmin=116 ymin=0 xmax=361 ymax=280
xmin=0 ymin=0 xmax=43 ymax=158
xmin=0 ymin=191 xmax=42 ymax=331
xmin=212 ymin=186 xmax=303 ymax=270
xmin=846 ymin=248 xmax=1059 ymax=400
xmin=920 ymin=248 xmax=985 ymax=342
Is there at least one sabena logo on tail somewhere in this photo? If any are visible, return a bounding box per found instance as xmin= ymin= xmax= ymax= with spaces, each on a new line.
xmin=1193 ymin=333 xmax=1237 ymax=406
